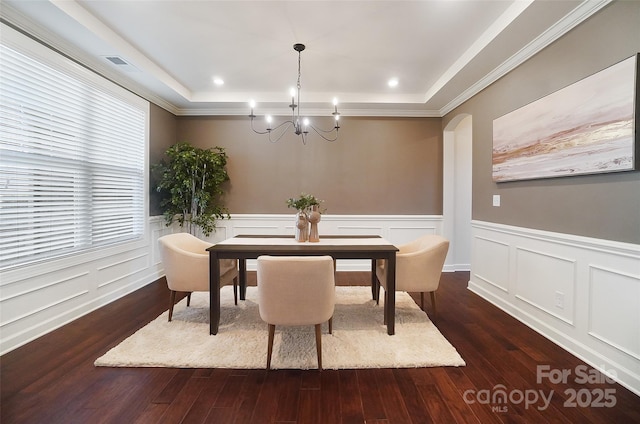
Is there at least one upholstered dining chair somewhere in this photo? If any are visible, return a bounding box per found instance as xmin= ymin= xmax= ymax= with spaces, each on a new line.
xmin=158 ymin=233 xmax=238 ymax=322
xmin=375 ymin=234 xmax=449 ymax=320
xmin=257 ymin=255 xmax=336 ymax=371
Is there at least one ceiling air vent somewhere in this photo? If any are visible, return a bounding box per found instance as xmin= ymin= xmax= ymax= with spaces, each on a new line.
xmin=105 ymin=56 xmax=128 ymax=66
xmin=101 ymin=56 xmax=139 ymax=72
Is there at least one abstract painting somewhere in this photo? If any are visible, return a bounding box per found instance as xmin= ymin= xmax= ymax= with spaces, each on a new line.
xmin=492 ymin=54 xmax=638 ymax=182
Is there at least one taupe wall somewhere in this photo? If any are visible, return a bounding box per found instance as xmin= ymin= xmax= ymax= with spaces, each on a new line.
xmin=444 ymin=0 xmax=640 ymax=244
xmin=169 ymin=116 xmax=443 ymax=215
xmin=149 ymin=103 xmax=178 ymax=216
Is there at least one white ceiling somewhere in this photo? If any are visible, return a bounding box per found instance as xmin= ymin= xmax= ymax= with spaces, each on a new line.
xmin=1 ymin=0 xmax=608 ymax=117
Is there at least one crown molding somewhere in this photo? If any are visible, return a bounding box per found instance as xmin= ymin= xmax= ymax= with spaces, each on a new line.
xmin=439 ymin=0 xmax=613 ymax=116
xmin=174 ymin=106 xmax=441 ymax=118
xmin=424 ymin=0 xmax=534 ymax=105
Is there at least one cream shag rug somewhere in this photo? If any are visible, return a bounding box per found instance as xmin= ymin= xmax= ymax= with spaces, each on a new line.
xmin=95 ymin=286 xmax=465 ymax=369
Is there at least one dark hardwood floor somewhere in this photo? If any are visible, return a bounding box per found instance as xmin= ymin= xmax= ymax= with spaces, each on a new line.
xmin=2 ymin=271 xmax=639 ymax=423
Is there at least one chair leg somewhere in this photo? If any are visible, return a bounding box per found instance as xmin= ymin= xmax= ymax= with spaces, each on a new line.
xmin=186 ymin=292 xmax=192 ymax=307
xmin=375 ymin=276 xmax=381 ymax=305
xmin=266 ymin=324 xmax=275 ymax=370
xmin=420 ymin=292 xmax=425 ymax=311
xmin=168 ymin=290 xmax=176 ymax=322
xmin=430 ymin=291 xmax=437 ymax=320
xmin=315 ymin=323 xmax=323 ymax=371
xmin=328 ymin=317 xmax=333 ymax=335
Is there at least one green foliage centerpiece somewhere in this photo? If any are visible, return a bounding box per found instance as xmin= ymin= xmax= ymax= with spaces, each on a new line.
xmin=153 ymin=142 xmax=230 ymax=236
xmin=286 ymin=193 xmax=323 ymax=242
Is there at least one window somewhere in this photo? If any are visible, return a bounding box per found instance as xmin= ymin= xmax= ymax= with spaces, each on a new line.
xmin=0 ymin=26 xmax=147 ymax=269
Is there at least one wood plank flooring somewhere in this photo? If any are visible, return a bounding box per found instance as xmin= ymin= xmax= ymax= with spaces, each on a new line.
xmin=2 ymin=271 xmax=639 ymax=423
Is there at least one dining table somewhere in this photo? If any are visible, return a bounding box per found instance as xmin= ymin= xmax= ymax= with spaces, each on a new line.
xmin=207 ymin=235 xmax=399 ymax=335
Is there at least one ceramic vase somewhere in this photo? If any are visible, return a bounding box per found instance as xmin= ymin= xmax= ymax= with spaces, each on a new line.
xmin=295 ymin=211 xmax=309 ymax=242
xmin=308 ymin=205 xmax=321 ymax=242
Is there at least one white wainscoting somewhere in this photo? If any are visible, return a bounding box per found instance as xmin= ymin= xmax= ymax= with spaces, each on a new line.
xmin=469 ymin=220 xmax=640 ymax=396
xmin=201 ymin=214 xmax=444 ymax=271
xmin=0 ymin=214 xmax=442 ymax=355
xmin=0 ymin=216 xmax=172 ymax=355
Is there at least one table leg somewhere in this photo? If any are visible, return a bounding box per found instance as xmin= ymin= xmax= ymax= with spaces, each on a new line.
xmin=239 ymin=259 xmax=247 ymax=300
xmin=386 ymin=253 xmax=396 ymax=335
xmin=371 ymin=259 xmax=377 ymax=301
xmin=209 ymin=252 xmax=221 ymax=335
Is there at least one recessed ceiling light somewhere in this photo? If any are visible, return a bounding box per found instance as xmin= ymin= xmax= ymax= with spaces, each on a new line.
xmin=388 ymin=78 xmax=399 ymax=88
xmin=213 ymin=77 xmax=224 ymax=86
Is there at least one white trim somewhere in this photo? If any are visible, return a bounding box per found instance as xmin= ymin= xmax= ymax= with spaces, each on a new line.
xmin=439 ymin=0 xmax=613 ymax=115
xmin=469 ymin=220 xmax=640 ymax=397
xmin=425 ymin=0 xmax=534 ymax=104
xmin=0 ymin=216 xmax=168 ymax=356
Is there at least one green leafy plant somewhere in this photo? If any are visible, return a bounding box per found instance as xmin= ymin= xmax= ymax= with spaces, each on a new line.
xmin=153 ymin=142 xmax=230 ymax=236
xmin=286 ymin=193 xmax=323 ymax=213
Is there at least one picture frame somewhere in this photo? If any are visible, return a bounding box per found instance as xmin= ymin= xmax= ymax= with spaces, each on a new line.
xmin=492 ymin=54 xmax=639 ymax=182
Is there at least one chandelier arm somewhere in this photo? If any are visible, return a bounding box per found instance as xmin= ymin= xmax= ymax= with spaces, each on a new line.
xmin=311 ymin=124 xmax=340 ymax=134
xmin=250 ymin=117 xmax=271 ymax=135
xmin=267 ymin=121 xmax=295 ymax=143
xmin=251 ymin=118 xmax=294 ymax=136
xmin=308 ymin=125 xmax=339 ymax=142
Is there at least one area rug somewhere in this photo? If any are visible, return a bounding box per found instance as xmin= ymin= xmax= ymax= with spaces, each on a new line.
xmin=95 ymin=286 xmax=465 ymax=369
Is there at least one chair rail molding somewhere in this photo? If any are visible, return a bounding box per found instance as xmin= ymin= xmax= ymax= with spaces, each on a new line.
xmin=469 ymin=220 xmax=640 ymax=397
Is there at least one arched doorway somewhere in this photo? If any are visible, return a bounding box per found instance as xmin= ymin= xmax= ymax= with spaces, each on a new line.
xmin=443 ymin=114 xmax=472 ymax=271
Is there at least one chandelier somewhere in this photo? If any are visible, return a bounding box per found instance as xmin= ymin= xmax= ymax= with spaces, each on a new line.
xmin=248 ymin=43 xmax=340 ymax=144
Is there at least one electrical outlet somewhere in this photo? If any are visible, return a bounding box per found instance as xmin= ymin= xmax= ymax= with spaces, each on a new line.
xmin=555 ymin=291 xmax=564 ymax=309
xmin=493 ymin=195 xmax=501 ymax=207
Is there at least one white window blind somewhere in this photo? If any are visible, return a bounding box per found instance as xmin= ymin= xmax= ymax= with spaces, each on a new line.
xmin=0 ymin=37 xmax=146 ymax=269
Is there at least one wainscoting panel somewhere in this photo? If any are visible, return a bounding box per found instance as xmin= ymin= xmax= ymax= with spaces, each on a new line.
xmin=588 ymin=265 xmax=640 ymax=361
xmin=232 ymin=225 xmax=280 ymax=236
xmin=0 ymin=217 xmax=168 ymax=355
xmin=388 ymin=225 xmax=439 ymax=245
xmin=469 ymin=220 xmax=640 ymax=396
xmin=472 ymin=236 xmax=510 ymax=293
xmin=514 ymin=247 xmax=576 ymax=325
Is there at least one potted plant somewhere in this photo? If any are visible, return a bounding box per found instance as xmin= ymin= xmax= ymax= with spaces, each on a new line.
xmin=153 ymin=142 xmax=230 ymax=236
xmin=286 ymin=192 xmax=322 ymax=214
xmin=286 ymin=193 xmax=323 ymax=242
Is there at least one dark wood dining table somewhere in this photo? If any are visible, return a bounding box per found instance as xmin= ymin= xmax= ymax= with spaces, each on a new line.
xmin=207 ymin=235 xmax=399 ymax=335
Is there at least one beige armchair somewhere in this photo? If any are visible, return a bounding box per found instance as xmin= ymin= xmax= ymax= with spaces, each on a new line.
xmin=257 ymin=256 xmax=335 ymax=370
xmin=375 ymin=235 xmax=449 ymax=320
xmin=158 ymin=233 xmax=238 ymax=322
